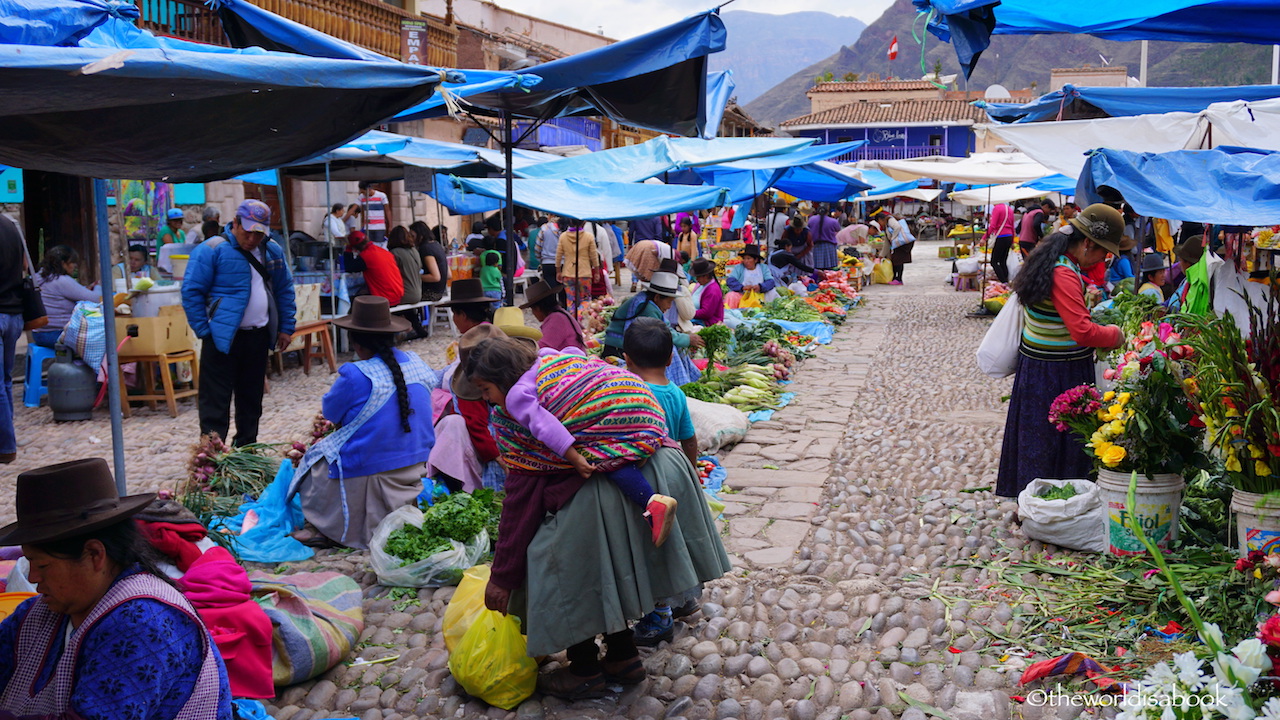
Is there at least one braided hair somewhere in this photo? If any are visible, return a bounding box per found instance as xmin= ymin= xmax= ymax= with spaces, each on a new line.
xmin=350 ymin=331 xmax=413 ymax=433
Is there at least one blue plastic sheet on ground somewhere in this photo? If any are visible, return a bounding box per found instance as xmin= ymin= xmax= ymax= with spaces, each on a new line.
xmin=234 ymin=699 xmax=346 ymax=720
xmin=770 ymin=320 xmax=834 ymax=345
xmin=747 ymin=391 xmax=796 ymax=423
xmin=698 ymin=455 xmax=726 ymax=495
xmin=220 ymin=461 xmax=313 ymax=564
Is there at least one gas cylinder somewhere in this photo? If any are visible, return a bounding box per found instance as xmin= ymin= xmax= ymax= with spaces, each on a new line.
xmin=47 ymin=346 xmax=97 ymax=422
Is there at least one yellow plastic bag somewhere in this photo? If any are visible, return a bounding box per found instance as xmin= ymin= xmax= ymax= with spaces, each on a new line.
xmin=448 ymin=609 xmax=537 ymax=710
xmin=442 ymin=564 xmax=489 ymax=652
xmin=738 ymin=290 xmax=763 ymax=309
xmin=873 ymin=259 xmax=894 ymax=285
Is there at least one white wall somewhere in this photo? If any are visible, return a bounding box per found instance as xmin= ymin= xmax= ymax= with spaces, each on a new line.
xmin=421 ymin=0 xmax=613 ymax=56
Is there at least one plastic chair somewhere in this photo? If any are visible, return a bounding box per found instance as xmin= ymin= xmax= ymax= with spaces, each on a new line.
xmin=23 ymin=343 xmax=56 ymax=408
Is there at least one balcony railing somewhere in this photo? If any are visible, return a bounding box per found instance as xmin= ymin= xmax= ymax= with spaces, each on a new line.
xmin=136 ymin=0 xmax=458 ymax=67
xmin=828 ymin=145 xmax=945 ymax=163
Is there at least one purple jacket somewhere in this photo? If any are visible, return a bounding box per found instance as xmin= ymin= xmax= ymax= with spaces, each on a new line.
xmin=693 ymin=279 xmax=724 ymax=326
xmin=807 ymin=213 xmax=839 ymax=245
xmin=537 ymin=308 xmax=586 ymax=352
xmin=505 ymin=348 xmax=579 ymax=458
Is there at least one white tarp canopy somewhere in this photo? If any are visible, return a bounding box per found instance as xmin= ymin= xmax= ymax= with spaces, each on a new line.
xmin=866 ymin=152 xmax=1052 ymax=184
xmin=978 ymin=112 xmax=1210 ymax=178
xmin=948 ymin=182 xmax=1051 ymax=206
xmin=1202 ymin=98 xmax=1280 ymax=150
xmin=854 ymin=187 xmax=943 ymax=203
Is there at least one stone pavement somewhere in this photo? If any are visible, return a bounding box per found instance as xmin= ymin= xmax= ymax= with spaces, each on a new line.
xmin=718 ymin=302 xmax=892 ymax=569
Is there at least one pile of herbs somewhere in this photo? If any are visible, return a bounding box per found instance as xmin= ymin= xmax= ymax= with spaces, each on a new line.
xmin=1034 ymin=483 xmax=1079 ymax=501
xmin=938 ymin=547 xmax=1266 ymax=664
xmin=698 ymin=324 xmax=733 ymax=376
xmin=384 ymin=489 xmax=502 ymax=566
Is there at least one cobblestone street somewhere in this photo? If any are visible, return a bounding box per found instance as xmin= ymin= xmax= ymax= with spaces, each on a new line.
xmin=2 ymin=244 xmax=1041 ymax=720
xmin=233 ymin=247 xmax=1037 ymax=720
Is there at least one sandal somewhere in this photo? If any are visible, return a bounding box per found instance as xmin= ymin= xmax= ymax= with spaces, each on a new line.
xmin=536 ymin=667 xmax=608 ymax=700
xmin=601 ymin=655 xmax=645 ymax=686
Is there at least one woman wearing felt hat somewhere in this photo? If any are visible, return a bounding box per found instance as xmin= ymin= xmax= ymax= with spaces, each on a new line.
xmin=289 ymin=295 xmax=438 ymax=549
xmin=0 ymin=459 xmax=234 ymax=718
xmin=520 ymin=280 xmax=585 ymax=352
xmin=725 ymin=244 xmax=779 ymax=308
xmin=1137 ymin=253 xmax=1171 ymax=300
xmin=996 ymin=204 xmax=1129 ymax=498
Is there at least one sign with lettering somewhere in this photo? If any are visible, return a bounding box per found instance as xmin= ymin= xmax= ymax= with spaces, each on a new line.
xmin=403 ymin=165 xmax=435 ymax=193
xmin=401 ymin=20 xmax=427 ymax=65
xmin=871 ymin=128 xmax=907 ymax=144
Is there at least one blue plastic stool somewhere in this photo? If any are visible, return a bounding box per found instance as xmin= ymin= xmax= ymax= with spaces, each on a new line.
xmin=23 ymin=343 xmax=56 ymax=408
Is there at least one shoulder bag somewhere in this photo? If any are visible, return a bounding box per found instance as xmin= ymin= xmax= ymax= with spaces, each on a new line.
xmin=976 ymin=292 xmax=1024 ymax=378
xmin=12 ymin=218 xmax=47 ymax=331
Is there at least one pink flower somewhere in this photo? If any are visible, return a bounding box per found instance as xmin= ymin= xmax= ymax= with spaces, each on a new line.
xmin=1260 ymin=615 xmax=1280 ymax=646
xmin=1143 ymin=569 xmax=1160 ymax=580
xmin=1266 ymin=590 xmax=1280 ymax=606
xmin=1157 ymin=322 xmax=1174 ymax=344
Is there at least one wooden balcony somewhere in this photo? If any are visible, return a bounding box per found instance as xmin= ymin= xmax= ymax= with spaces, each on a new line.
xmin=136 ymin=0 xmax=457 ymax=67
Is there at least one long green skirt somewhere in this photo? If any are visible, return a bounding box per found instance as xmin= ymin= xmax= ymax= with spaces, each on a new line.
xmin=512 ymin=446 xmax=732 ymax=656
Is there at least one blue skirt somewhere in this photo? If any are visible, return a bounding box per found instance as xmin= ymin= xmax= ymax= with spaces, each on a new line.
xmin=995 ymin=352 xmax=1096 ymax=498
xmin=811 ymin=241 xmax=838 ymax=270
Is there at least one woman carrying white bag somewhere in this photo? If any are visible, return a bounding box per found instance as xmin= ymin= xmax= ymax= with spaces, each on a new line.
xmin=978 ymin=204 xmax=1128 ymax=499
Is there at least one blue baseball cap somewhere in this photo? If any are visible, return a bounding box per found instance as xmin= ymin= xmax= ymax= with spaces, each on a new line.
xmin=166 ymin=208 xmax=185 ymax=221
xmin=236 ymin=199 xmax=271 ymax=234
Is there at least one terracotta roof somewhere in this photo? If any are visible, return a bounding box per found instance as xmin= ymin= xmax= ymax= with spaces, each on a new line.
xmin=781 ymin=99 xmax=986 ymax=127
xmin=942 ymin=89 xmax=1037 ymax=102
xmin=808 ymin=80 xmax=937 ymax=93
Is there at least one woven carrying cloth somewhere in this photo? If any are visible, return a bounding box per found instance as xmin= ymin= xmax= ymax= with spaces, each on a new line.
xmin=492 ymin=353 xmax=667 ymax=474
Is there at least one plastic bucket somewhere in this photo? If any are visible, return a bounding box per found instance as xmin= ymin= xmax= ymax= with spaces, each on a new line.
xmin=170 ymin=254 xmax=190 ymax=279
xmin=1096 ymin=469 xmax=1184 ymax=556
xmin=1231 ymin=489 xmax=1280 ymax=555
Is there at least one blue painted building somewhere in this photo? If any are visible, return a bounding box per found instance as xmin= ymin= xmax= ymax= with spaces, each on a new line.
xmin=780 ymin=98 xmax=984 ymax=162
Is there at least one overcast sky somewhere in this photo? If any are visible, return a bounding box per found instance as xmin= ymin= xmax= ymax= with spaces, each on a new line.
xmin=495 ymin=0 xmax=893 ymax=40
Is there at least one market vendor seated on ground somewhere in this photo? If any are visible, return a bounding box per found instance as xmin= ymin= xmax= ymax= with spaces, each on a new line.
xmin=520 ymin=280 xmax=585 ymax=352
xmin=0 ymin=458 xmax=234 ymax=720
xmin=290 ymin=295 xmax=437 ymax=549
xmin=726 ymin=244 xmax=779 ymax=308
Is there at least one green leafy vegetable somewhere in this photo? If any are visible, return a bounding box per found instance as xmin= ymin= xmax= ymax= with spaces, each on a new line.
xmin=681 ymin=381 xmax=723 ymax=404
xmin=383 ymin=490 xmax=502 ymax=566
xmin=1035 ymin=483 xmax=1080 ymax=501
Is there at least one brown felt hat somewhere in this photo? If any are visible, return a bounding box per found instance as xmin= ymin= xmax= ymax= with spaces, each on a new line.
xmin=691 ymin=258 xmax=716 ymax=277
xmin=332 ymin=295 xmax=410 ymax=334
xmin=518 ymin=280 xmax=564 ymax=309
xmin=437 ymin=278 xmax=492 ymax=307
xmin=0 ymin=459 xmax=155 ymax=545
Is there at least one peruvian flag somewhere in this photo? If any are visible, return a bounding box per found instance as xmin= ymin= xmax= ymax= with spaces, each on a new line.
xmin=888 ymin=36 xmax=899 ymax=60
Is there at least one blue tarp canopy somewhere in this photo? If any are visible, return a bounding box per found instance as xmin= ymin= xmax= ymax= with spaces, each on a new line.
xmin=982 ymin=83 xmax=1280 ymax=123
xmin=691 ymin=143 xmax=873 ymax=203
xmin=0 ymin=0 xmax=452 ymax=181
xmin=1020 ymin=173 xmax=1078 ymax=194
xmin=394 ymin=9 xmax=728 ymax=139
xmin=1078 ymin=146 xmax=1280 ymax=225
xmin=521 ymin=136 xmax=815 ymax=183
xmin=236 ymin=130 xmax=556 ymax=184
xmin=446 ymin=177 xmax=728 ymax=222
xmin=916 ymin=0 xmax=1280 ymax=78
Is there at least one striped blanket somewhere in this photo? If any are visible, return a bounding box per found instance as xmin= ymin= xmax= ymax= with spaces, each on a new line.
xmin=493 ymin=353 xmax=668 ymax=473
xmin=248 ymin=571 xmax=364 ymax=687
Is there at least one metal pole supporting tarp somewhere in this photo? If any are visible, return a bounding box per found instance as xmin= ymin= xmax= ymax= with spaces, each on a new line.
xmin=502 ymin=110 xmax=517 ymax=307
xmin=325 ymin=162 xmax=337 ymax=319
xmin=277 ymin=170 xmax=293 ymax=263
xmin=94 ymin=179 xmax=127 ymax=494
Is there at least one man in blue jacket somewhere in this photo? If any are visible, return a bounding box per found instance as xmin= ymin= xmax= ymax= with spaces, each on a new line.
xmin=182 ymin=199 xmax=296 ymax=446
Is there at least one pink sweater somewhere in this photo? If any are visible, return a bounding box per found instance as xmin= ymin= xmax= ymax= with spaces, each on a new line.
xmin=983 ymin=203 xmax=1015 ymax=241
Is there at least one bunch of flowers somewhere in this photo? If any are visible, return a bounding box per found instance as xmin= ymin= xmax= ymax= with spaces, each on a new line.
xmin=1047 ymin=384 xmax=1104 ymax=433
xmin=1053 ymin=321 xmax=1204 ymax=475
xmin=1179 ymin=286 xmax=1280 ymax=493
xmin=1117 ymin=630 xmax=1276 ymax=720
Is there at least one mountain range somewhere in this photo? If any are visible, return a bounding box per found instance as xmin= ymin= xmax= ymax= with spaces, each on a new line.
xmin=743 ymin=0 xmax=1276 ymax=128
xmin=708 ymin=10 xmax=866 ymax=105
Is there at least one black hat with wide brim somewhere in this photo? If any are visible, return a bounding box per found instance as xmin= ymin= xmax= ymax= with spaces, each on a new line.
xmin=0 ymin=459 xmax=155 ymax=546
xmin=437 ymin=278 xmax=493 ymax=307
